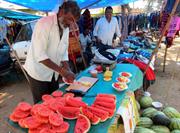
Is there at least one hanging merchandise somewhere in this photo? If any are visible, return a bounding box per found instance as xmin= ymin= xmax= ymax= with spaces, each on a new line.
xmin=0 ymin=18 xmax=8 ymax=43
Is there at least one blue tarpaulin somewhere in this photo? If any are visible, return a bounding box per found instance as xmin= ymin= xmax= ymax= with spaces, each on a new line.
xmin=4 ymin=0 xmax=138 ymax=11
xmin=0 ymin=8 xmax=40 ymax=20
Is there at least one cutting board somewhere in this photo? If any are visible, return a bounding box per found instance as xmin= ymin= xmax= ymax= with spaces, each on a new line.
xmin=66 ymin=76 xmax=98 ymax=93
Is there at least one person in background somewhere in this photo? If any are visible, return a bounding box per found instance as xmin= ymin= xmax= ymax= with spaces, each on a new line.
xmin=24 ymin=1 xmax=80 ymax=103
xmin=93 ymin=6 xmax=121 ymax=47
xmin=79 ymin=28 xmax=93 ymax=65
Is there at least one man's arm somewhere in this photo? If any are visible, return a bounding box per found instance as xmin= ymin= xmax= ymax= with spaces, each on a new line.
xmin=93 ymin=19 xmax=102 ymax=43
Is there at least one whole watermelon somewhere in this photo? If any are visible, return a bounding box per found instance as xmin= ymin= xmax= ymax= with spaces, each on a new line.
xmin=152 ymin=113 xmax=171 ymax=126
xmin=169 ymin=118 xmax=180 ymax=130
xmin=163 ymin=107 xmax=180 ymax=119
xmin=134 ymin=126 xmax=155 ymax=133
xmin=137 ymin=117 xmax=153 ymax=128
xmin=151 ymin=125 xmax=170 ymax=133
xmin=136 ymin=100 xmax=140 ymax=111
xmin=171 ymin=130 xmax=180 ymax=133
xmin=142 ymin=107 xmax=158 ymax=118
xmin=139 ymin=96 xmax=153 ymax=109
xmin=152 ymin=111 xmax=166 ymax=117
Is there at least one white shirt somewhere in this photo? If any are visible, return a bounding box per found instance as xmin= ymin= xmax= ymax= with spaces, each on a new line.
xmin=93 ymin=16 xmax=121 ymax=46
xmin=79 ymin=33 xmax=91 ymax=51
xmin=24 ymin=15 xmax=69 ymax=82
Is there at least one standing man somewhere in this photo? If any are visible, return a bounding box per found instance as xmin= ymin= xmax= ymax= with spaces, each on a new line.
xmin=93 ymin=6 xmax=121 ymax=47
xmin=24 ymin=1 xmax=80 ymax=103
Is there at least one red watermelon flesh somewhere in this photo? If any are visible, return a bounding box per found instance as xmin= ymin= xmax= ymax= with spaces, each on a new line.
xmin=52 ymin=121 xmax=70 ymax=133
xmin=52 ymin=91 xmax=63 ymax=97
xmin=97 ymin=94 xmax=116 ymax=99
xmin=34 ymin=114 xmax=49 ymax=124
xmin=42 ymin=94 xmax=54 ymax=102
xmin=31 ymin=104 xmax=44 ymax=116
xmin=74 ymin=97 xmax=82 ymax=101
xmin=81 ymin=107 xmax=100 ymax=125
xmin=49 ymin=100 xmax=63 ymax=111
xmin=49 ymin=112 xmax=63 ymax=126
xmin=86 ymin=106 xmax=109 ymax=122
xmin=18 ymin=102 xmax=32 ymax=112
xmin=94 ymin=101 xmax=116 ymax=110
xmin=28 ymin=129 xmax=41 ymax=133
xmin=55 ymin=97 xmax=66 ymax=106
xmin=13 ymin=107 xmax=30 ymax=119
xmin=65 ymin=97 xmax=87 ymax=108
xmin=74 ymin=114 xmax=91 ymax=133
xmin=24 ymin=116 xmax=41 ymax=129
xmin=39 ymin=128 xmax=55 ymax=133
xmin=9 ymin=113 xmax=21 ymax=122
xmin=59 ymin=106 xmax=80 ymax=120
xmin=95 ymin=97 xmax=116 ymax=104
xmin=37 ymin=123 xmax=51 ymax=130
xmin=63 ymin=93 xmax=74 ymax=98
xmin=18 ymin=119 xmax=26 ymax=128
xmin=37 ymin=106 xmax=53 ymax=118
xmin=92 ymin=104 xmax=115 ymax=118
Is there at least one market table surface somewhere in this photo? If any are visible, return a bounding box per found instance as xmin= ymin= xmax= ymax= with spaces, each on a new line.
xmin=8 ymin=63 xmax=143 ymax=133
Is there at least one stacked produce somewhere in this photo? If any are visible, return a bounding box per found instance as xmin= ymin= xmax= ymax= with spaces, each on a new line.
xmin=135 ymin=95 xmax=180 ymax=133
xmin=9 ymin=91 xmax=116 ymax=133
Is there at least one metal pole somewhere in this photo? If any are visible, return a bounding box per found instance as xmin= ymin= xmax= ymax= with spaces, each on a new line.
xmin=163 ymin=45 xmax=168 ymax=72
xmin=143 ymin=0 xmax=180 ymax=75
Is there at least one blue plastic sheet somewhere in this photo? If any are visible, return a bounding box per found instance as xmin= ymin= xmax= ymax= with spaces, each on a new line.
xmin=0 ymin=8 xmax=40 ymax=20
xmin=4 ymin=0 xmax=138 ymax=11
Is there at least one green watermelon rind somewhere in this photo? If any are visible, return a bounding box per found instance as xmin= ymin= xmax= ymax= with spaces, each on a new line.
xmin=142 ymin=107 xmax=158 ymax=118
xmin=171 ymin=130 xmax=180 ymax=133
xmin=139 ymin=96 xmax=153 ymax=109
xmin=137 ymin=117 xmax=153 ymax=128
xmin=151 ymin=125 xmax=170 ymax=133
xmin=134 ymin=126 xmax=156 ymax=133
xmin=169 ymin=118 xmax=180 ymax=130
xmin=163 ymin=107 xmax=180 ymax=119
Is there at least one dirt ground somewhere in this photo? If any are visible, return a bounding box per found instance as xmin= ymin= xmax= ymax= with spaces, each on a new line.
xmin=0 ymin=37 xmax=180 ymax=133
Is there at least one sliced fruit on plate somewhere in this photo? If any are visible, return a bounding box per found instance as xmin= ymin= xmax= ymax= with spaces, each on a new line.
xmin=74 ymin=114 xmax=91 ymax=133
xmin=52 ymin=91 xmax=63 ymax=97
xmin=23 ymin=116 xmax=41 ymax=129
xmin=42 ymin=94 xmax=54 ymax=102
xmin=52 ymin=121 xmax=70 ymax=133
xmin=65 ymin=97 xmax=87 ymax=108
xmin=59 ymin=106 xmax=80 ymax=120
xmin=49 ymin=112 xmax=63 ymax=126
xmin=103 ymin=77 xmax=112 ymax=81
xmin=18 ymin=102 xmax=32 ymax=112
xmin=97 ymin=94 xmax=116 ymax=99
xmin=120 ymin=72 xmax=132 ymax=77
xmin=113 ymin=82 xmax=128 ymax=91
xmin=63 ymin=93 xmax=74 ymax=98
xmin=86 ymin=106 xmax=109 ymax=122
xmin=92 ymin=104 xmax=115 ymax=118
xmin=81 ymin=107 xmax=100 ymax=125
xmin=94 ymin=101 xmax=116 ymax=110
xmin=116 ymin=76 xmax=130 ymax=83
xmin=95 ymin=97 xmax=116 ymax=104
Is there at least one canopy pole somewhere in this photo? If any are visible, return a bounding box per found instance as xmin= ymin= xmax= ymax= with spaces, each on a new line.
xmin=143 ymin=0 xmax=180 ymax=75
xmin=163 ymin=44 xmax=168 ymax=72
xmin=5 ymin=37 xmax=30 ymax=84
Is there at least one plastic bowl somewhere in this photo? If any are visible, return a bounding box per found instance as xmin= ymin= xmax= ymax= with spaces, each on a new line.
xmin=152 ymin=101 xmax=163 ymax=109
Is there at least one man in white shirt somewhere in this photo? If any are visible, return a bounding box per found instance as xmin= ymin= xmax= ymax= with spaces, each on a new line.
xmin=93 ymin=6 xmax=121 ymax=47
xmin=24 ymin=1 xmax=80 ymax=103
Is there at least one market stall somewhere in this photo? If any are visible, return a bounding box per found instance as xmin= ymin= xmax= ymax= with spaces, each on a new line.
xmin=8 ymin=63 xmax=143 ymax=132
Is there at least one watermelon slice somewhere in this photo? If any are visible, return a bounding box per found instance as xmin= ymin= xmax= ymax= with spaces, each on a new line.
xmin=95 ymin=97 xmax=116 ymax=104
xmin=49 ymin=112 xmax=63 ymax=126
xmin=18 ymin=119 xmax=26 ymax=128
xmin=94 ymin=101 xmax=116 ymax=110
xmin=59 ymin=106 xmax=80 ymax=120
xmin=65 ymin=97 xmax=87 ymax=108
xmin=92 ymin=104 xmax=115 ymax=118
xmin=52 ymin=91 xmax=63 ymax=97
xmin=13 ymin=107 xmax=30 ymax=119
xmin=37 ymin=106 xmax=52 ymax=118
xmin=37 ymin=123 xmax=51 ymax=130
xmin=74 ymin=97 xmax=82 ymax=101
xmin=39 ymin=128 xmax=55 ymax=133
xmin=9 ymin=113 xmax=21 ymax=122
xmin=63 ymin=93 xmax=74 ymax=98
xmin=86 ymin=106 xmax=109 ymax=122
xmin=74 ymin=114 xmax=91 ymax=133
xmin=28 ymin=129 xmax=41 ymax=133
xmin=52 ymin=121 xmax=70 ymax=133
xmin=31 ymin=104 xmax=44 ymax=116
xmin=48 ymin=99 xmax=63 ymax=111
xmin=42 ymin=94 xmax=54 ymax=102
xmin=18 ymin=102 xmax=32 ymax=112
xmin=81 ymin=107 xmax=100 ymax=125
xmin=97 ymin=94 xmax=116 ymax=99
xmin=24 ymin=116 xmax=41 ymax=129
xmin=34 ymin=114 xmax=49 ymax=124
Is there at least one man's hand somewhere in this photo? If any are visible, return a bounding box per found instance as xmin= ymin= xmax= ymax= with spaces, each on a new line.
xmin=60 ymin=69 xmax=75 ymax=83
